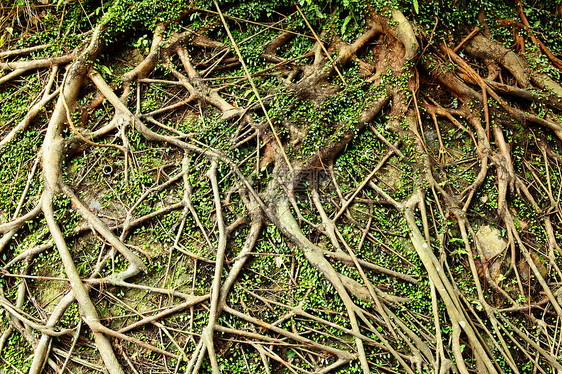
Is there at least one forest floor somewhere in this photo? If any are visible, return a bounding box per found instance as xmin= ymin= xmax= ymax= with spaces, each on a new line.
xmin=1 ymin=1 xmax=562 ymax=373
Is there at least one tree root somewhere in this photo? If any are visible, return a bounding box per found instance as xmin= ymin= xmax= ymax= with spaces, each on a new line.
xmin=2 ymin=4 xmax=562 ymax=372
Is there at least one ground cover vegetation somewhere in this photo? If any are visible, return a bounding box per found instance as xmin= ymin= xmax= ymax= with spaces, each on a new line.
xmin=1 ymin=0 xmax=562 ymax=372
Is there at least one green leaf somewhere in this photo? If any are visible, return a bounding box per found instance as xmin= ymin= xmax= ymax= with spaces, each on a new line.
xmin=341 ymin=15 xmax=352 ymax=34
xmin=413 ymin=0 xmax=419 ymax=14
xmin=100 ymin=65 xmax=113 ymax=77
xmin=314 ymin=5 xmax=324 ymax=19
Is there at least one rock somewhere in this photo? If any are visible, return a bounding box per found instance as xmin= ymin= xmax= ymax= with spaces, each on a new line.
xmin=424 ymin=130 xmax=439 ymax=148
xmin=477 ymin=226 xmax=507 ymax=259
xmin=476 ymin=225 xmax=507 ymax=281
xmin=88 ymin=199 xmax=103 ymax=212
xmin=518 ymin=252 xmax=547 ymax=281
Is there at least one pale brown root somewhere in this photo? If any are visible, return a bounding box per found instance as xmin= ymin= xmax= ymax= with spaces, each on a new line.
xmin=37 ymin=21 xmax=126 ymax=373
xmin=0 ymin=54 xmax=74 ymax=85
xmin=29 ymin=291 xmax=76 ymax=374
xmin=0 ymin=44 xmax=51 ymax=59
xmin=270 ymin=197 xmax=414 ymax=374
xmin=200 ymin=161 xmax=228 ymax=373
xmin=43 ymin=194 xmax=124 ymax=374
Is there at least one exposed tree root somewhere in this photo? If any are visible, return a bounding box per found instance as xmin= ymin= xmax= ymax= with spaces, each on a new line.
xmin=1 ymin=2 xmax=562 ymax=373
